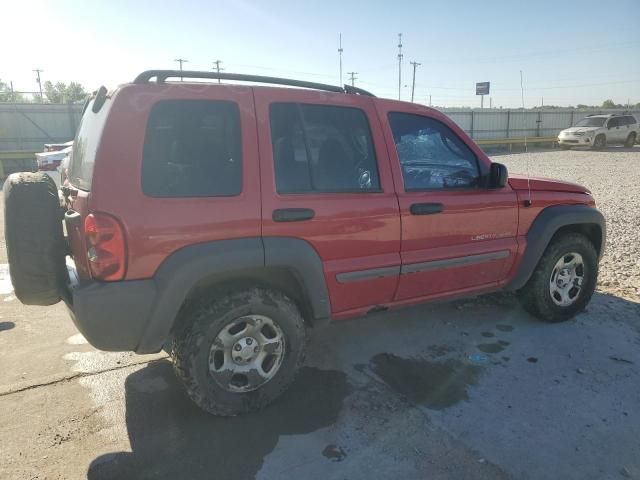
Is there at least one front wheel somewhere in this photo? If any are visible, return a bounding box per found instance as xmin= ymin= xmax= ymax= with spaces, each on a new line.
xmin=624 ymin=132 xmax=636 ymax=148
xmin=517 ymin=233 xmax=598 ymax=322
xmin=171 ymin=288 xmax=306 ymax=416
xmin=592 ymin=134 xmax=606 ymax=150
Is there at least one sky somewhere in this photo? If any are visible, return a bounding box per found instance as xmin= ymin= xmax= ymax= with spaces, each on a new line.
xmin=2 ymin=0 xmax=639 ymax=108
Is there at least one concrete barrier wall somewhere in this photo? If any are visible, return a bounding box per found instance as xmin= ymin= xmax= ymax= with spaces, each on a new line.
xmin=1 ymin=102 xmax=638 ymax=153
xmin=0 ymin=103 xmax=83 ymax=152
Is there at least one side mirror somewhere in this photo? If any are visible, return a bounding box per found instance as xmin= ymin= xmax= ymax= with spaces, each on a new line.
xmin=489 ymin=163 xmax=508 ymax=188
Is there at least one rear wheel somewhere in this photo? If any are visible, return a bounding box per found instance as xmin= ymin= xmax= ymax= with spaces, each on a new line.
xmin=3 ymin=172 xmax=67 ymax=305
xmin=171 ymin=287 xmax=306 ymax=416
xmin=592 ymin=134 xmax=606 ymax=150
xmin=517 ymin=233 xmax=598 ymax=322
xmin=624 ymin=132 xmax=636 ymax=148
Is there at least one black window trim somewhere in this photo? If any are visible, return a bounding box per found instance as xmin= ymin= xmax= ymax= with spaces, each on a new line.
xmin=388 ymin=111 xmax=483 ymax=193
xmin=270 ymin=101 xmax=384 ymax=196
xmin=141 ymin=99 xmax=243 ymax=199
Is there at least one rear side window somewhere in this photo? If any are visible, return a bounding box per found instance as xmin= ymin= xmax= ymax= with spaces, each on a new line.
xmin=270 ymin=103 xmax=380 ymax=193
xmin=142 ymin=100 xmax=241 ymax=197
xmin=69 ymin=98 xmax=113 ymax=190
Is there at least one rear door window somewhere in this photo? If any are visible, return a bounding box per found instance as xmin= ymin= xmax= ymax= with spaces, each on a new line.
xmin=68 ymin=98 xmax=113 ymax=190
xmin=142 ymin=100 xmax=242 ymax=197
xmin=269 ymin=103 xmax=380 ymax=194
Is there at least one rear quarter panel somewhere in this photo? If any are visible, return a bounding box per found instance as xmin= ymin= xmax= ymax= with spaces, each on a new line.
xmin=89 ymin=84 xmax=261 ymax=280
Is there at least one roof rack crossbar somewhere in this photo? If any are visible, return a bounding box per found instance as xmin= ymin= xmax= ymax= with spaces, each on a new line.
xmin=133 ymin=70 xmax=376 ymax=97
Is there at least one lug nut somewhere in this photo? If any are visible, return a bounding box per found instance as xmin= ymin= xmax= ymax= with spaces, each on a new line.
xmin=234 ymin=344 xmax=241 ymax=351
xmin=234 ymin=357 xmax=242 ymax=362
xmin=246 ymin=338 xmax=253 ymax=345
xmin=254 ymin=346 xmax=259 ymax=353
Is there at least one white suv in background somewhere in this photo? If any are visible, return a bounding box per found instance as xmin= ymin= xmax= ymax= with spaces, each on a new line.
xmin=558 ymin=113 xmax=638 ymax=150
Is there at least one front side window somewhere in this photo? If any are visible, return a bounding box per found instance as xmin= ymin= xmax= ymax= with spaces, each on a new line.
xmin=388 ymin=112 xmax=480 ymax=191
xmin=142 ymin=100 xmax=241 ymax=197
xmin=270 ymin=103 xmax=380 ymax=193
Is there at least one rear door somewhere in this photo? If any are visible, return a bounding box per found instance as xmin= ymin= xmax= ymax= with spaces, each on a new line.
xmin=254 ymin=88 xmax=401 ymax=317
xmin=376 ymin=103 xmax=519 ymax=301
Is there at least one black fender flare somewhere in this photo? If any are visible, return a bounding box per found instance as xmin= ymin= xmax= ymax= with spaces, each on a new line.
xmin=507 ymin=204 xmax=605 ymax=291
xmin=136 ymin=237 xmax=330 ymax=353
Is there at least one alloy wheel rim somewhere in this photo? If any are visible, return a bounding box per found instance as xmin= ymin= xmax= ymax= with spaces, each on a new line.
xmin=208 ymin=315 xmax=286 ymax=393
xmin=549 ymin=252 xmax=585 ymax=307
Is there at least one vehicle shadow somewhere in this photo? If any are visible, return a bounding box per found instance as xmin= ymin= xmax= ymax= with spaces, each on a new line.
xmin=87 ymin=361 xmax=349 ymax=480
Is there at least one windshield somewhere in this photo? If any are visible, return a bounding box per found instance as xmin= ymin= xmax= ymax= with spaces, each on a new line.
xmin=575 ymin=117 xmax=606 ymax=127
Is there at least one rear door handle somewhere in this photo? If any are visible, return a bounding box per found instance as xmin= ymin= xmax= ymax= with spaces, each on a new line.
xmin=272 ymin=208 xmax=315 ymax=222
xmin=410 ymin=203 xmax=443 ymax=215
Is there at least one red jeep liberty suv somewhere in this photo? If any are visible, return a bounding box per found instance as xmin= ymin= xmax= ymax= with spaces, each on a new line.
xmin=4 ymin=71 xmax=605 ymax=416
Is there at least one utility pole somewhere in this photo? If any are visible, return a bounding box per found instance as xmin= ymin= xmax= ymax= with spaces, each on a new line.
xmin=33 ymin=69 xmax=43 ymax=102
xmin=347 ymin=72 xmax=358 ymax=87
xmin=213 ymin=60 xmax=223 ymax=83
xmin=174 ymin=58 xmax=188 ymax=81
xmin=409 ymin=61 xmax=420 ymax=103
xmin=338 ymin=33 xmax=344 ymax=86
xmin=397 ymin=33 xmax=403 ymax=100
xmin=429 ymin=94 xmax=432 ymax=107
xmin=490 ymin=97 xmax=493 ymax=109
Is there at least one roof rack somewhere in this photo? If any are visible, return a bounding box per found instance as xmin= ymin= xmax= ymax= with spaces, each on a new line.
xmin=133 ymin=70 xmax=376 ymax=97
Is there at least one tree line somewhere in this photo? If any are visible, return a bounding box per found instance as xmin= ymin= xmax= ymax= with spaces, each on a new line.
xmin=0 ymin=79 xmax=88 ymax=103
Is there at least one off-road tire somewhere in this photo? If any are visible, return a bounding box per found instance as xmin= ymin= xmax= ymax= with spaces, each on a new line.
xmin=624 ymin=132 xmax=636 ymax=148
xmin=3 ymin=172 xmax=67 ymax=305
xmin=517 ymin=233 xmax=598 ymax=322
xmin=171 ymin=287 xmax=306 ymax=416
xmin=592 ymin=134 xmax=606 ymax=150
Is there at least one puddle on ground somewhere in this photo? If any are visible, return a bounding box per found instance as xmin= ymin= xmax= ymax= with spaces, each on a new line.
xmin=0 ymin=321 xmax=15 ymax=332
xmin=322 ymin=444 xmax=347 ymax=462
xmin=481 ymin=332 xmax=495 ymax=338
xmin=87 ymin=363 xmax=349 ymax=480
xmin=496 ymin=324 xmax=514 ymax=332
xmin=370 ymin=353 xmax=481 ymax=410
xmin=498 ymin=340 xmax=510 ymax=347
xmin=476 ymin=343 xmax=506 ymax=354
xmin=527 ymin=357 xmax=539 ymax=363
xmin=427 ymin=344 xmax=455 ymax=357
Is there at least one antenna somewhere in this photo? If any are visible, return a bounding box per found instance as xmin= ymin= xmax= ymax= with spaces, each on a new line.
xmin=520 ymin=70 xmax=532 ymax=207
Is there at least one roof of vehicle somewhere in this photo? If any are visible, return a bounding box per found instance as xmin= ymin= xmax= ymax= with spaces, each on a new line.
xmin=585 ymin=113 xmax=635 ymax=118
xmin=132 ymin=70 xmax=376 ymax=97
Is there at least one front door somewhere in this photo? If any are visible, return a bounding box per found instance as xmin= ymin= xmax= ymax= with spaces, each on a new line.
xmin=378 ymin=107 xmax=519 ymax=301
xmin=254 ymin=89 xmax=401 ymax=316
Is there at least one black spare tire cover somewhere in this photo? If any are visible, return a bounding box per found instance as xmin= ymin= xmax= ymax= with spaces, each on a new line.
xmin=4 ymin=172 xmax=68 ymax=305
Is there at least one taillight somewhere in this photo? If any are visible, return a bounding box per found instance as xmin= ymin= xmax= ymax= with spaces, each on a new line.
xmin=84 ymin=213 xmax=126 ymax=281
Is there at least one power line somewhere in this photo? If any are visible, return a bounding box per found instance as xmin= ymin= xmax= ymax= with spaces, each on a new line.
xmin=212 ymin=60 xmax=224 ymax=83
xmin=338 ymin=33 xmax=344 ymax=87
xmin=347 ymin=71 xmax=358 ymax=87
xmin=397 ymin=33 xmax=403 ymax=100
xmin=409 ymin=61 xmax=421 ymax=103
xmin=174 ymin=58 xmax=188 ymax=81
xmin=33 ymin=69 xmax=43 ymax=102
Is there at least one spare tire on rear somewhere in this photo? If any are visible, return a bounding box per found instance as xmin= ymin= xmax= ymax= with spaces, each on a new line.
xmin=4 ymin=172 xmax=68 ymax=305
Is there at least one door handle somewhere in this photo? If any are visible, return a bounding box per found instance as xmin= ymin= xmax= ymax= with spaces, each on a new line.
xmin=272 ymin=208 xmax=315 ymax=222
xmin=410 ymin=203 xmax=443 ymax=215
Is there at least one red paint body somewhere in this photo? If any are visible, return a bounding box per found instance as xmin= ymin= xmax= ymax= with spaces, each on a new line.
xmin=65 ymin=82 xmax=595 ymax=321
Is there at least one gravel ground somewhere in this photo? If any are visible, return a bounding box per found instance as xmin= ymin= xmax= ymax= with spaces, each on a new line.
xmin=497 ymin=146 xmax=640 ymax=301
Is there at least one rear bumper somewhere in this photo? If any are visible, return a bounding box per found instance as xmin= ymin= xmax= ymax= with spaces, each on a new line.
xmin=65 ymin=278 xmax=158 ymax=352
